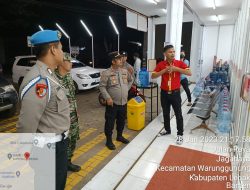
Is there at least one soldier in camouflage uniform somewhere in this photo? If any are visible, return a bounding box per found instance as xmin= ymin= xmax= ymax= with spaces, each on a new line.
xmin=120 ymin=51 xmax=134 ymax=77
xmin=55 ymin=53 xmax=81 ymax=172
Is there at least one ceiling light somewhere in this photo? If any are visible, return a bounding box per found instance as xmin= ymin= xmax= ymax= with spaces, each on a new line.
xmin=109 ymin=16 xmax=119 ymax=35
xmin=162 ymin=9 xmax=167 ymax=13
xmin=80 ymin=20 xmax=93 ymax=37
xmin=128 ymin=41 xmax=142 ymax=46
xmin=149 ymin=0 xmax=157 ymax=5
xmin=109 ymin=16 xmax=120 ymax=52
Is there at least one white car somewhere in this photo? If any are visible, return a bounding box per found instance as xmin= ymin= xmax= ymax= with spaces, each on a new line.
xmin=70 ymin=59 xmax=101 ymax=91
xmin=12 ymin=55 xmax=101 ymax=91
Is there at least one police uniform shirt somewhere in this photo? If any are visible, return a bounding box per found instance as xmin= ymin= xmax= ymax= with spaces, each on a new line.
xmin=99 ymin=67 xmax=133 ymax=106
xmin=17 ymin=60 xmax=70 ymax=134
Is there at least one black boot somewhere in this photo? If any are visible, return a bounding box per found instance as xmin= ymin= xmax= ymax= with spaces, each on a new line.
xmin=68 ymin=159 xmax=81 ymax=172
xmin=116 ymin=135 xmax=129 ymax=144
xmin=106 ymin=136 xmax=116 ymax=150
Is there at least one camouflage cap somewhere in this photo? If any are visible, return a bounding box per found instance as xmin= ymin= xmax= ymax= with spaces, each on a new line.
xmin=63 ymin=52 xmax=73 ymax=61
xmin=120 ymin=51 xmax=128 ymax=57
xmin=108 ymin=51 xmax=123 ymax=60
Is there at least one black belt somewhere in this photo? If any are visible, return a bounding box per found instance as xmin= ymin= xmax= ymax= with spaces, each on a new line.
xmin=163 ymin=89 xmax=180 ymax=94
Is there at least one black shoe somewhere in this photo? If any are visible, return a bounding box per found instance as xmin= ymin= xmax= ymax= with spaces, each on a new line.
xmin=106 ymin=136 xmax=116 ymax=150
xmin=158 ymin=131 xmax=171 ymax=137
xmin=116 ymin=136 xmax=130 ymax=144
xmin=106 ymin=141 xmax=116 ymax=150
xmin=68 ymin=161 xmax=81 ymax=172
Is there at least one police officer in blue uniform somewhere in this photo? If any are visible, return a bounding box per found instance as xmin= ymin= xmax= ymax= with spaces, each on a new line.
xmin=17 ymin=30 xmax=70 ymax=190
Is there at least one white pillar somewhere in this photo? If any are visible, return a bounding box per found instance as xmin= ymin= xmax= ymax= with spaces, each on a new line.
xmin=165 ymin=0 xmax=184 ymax=59
xmin=147 ymin=17 xmax=154 ymax=59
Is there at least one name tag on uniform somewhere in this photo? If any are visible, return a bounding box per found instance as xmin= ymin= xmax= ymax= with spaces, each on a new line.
xmin=168 ymin=80 xmax=171 ymax=87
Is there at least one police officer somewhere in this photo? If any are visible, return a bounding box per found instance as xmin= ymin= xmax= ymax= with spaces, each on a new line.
xmin=99 ymin=51 xmax=133 ymax=150
xmin=120 ymin=51 xmax=134 ymax=77
xmin=17 ymin=30 xmax=70 ymax=190
xmin=152 ymin=45 xmax=192 ymax=145
xmin=55 ymin=53 xmax=81 ymax=172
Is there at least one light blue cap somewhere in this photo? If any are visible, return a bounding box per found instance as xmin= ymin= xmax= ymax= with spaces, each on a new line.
xmin=30 ymin=30 xmax=62 ymax=46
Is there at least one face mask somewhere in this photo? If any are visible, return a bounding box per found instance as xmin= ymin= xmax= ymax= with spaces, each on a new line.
xmin=180 ymin=54 xmax=185 ymax=59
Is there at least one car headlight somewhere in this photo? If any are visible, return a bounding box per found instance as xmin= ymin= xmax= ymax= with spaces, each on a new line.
xmin=2 ymin=85 xmax=16 ymax=92
xmin=76 ymin=74 xmax=91 ymax=79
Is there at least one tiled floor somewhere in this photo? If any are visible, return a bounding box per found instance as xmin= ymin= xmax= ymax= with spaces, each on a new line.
xmin=83 ymin=85 xmax=233 ymax=190
xmin=116 ymin=175 xmax=149 ymax=190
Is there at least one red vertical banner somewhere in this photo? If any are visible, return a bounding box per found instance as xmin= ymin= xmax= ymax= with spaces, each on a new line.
xmin=240 ymin=74 xmax=250 ymax=102
xmin=248 ymin=104 xmax=250 ymax=137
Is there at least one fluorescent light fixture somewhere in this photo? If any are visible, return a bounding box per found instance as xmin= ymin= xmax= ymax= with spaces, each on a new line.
xmin=212 ymin=0 xmax=216 ymax=9
xmin=162 ymin=8 xmax=167 ymax=13
xmin=38 ymin=25 xmax=44 ymax=31
xmin=128 ymin=41 xmax=142 ymax=46
xmin=109 ymin=16 xmax=119 ymax=35
xmin=55 ymin=23 xmax=70 ymax=39
xmin=80 ymin=20 xmax=93 ymax=37
xmin=151 ymin=0 xmax=157 ymax=4
xmin=215 ymin=15 xmax=219 ymax=22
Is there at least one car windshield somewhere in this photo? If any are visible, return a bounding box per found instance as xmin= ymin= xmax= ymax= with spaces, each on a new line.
xmin=72 ymin=61 xmax=86 ymax=68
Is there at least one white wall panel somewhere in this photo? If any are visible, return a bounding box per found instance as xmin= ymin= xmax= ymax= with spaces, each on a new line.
xmin=200 ymin=25 xmax=234 ymax=78
xmin=201 ymin=26 xmax=218 ymax=78
xmin=217 ymin=25 xmax=234 ymax=61
xmin=138 ymin=15 xmax=147 ymax=32
xmin=126 ymin=10 xmax=137 ymax=30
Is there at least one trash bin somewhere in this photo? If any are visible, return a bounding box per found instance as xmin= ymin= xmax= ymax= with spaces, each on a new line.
xmin=127 ymin=96 xmax=146 ymax=131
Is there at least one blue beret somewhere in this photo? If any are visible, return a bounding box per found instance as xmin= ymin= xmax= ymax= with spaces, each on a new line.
xmin=30 ymin=30 xmax=62 ymax=46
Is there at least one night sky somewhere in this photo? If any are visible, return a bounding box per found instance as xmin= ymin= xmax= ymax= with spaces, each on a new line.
xmin=0 ymin=0 xmax=145 ymax=74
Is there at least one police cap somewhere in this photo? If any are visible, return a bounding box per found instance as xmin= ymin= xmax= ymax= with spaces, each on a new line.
xmin=30 ymin=30 xmax=62 ymax=46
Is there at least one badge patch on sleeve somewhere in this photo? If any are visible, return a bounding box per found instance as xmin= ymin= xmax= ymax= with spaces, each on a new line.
xmin=36 ymin=84 xmax=48 ymax=98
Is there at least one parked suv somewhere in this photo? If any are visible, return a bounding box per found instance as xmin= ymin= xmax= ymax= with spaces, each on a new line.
xmin=12 ymin=55 xmax=36 ymax=86
xmin=0 ymin=76 xmax=18 ymax=117
xmin=12 ymin=56 xmax=101 ymax=92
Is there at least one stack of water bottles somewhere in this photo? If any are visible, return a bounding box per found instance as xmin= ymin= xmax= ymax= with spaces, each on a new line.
xmin=193 ymin=79 xmax=204 ymax=97
xmin=138 ymin=67 xmax=149 ymax=87
xmin=210 ymin=67 xmax=218 ymax=84
xmin=217 ymin=86 xmax=231 ymax=133
xmin=218 ymin=68 xmax=228 ymax=84
xmin=210 ymin=66 xmax=228 ymax=84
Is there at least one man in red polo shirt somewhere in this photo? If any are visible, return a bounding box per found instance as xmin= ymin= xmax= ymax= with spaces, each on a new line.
xmin=152 ymin=45 xmax=192 ymax=145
